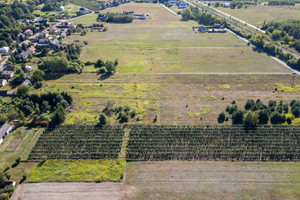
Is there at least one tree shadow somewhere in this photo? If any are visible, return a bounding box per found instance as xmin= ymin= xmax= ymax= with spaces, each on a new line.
xmin=98 ymin=72 xmax=113 ymax=81
xmin=44 ymin=73 xmax=65 ymax=81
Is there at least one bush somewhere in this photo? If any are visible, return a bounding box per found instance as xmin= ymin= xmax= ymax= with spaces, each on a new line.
xmin=270 ymin=111 xmax=283 ymax=124
xmin=98 ymin=113 xmax=108 ymax=126
xmin=232 ymin=110 xmax=243 ymax=124
xmin=0 ymin=115 xmax=6 ymax=124
xmin=258 ymin=110 xmax=269 ymax=124
xmin=287 ymin=117 xmax=292 ymax=124
xmin=244 ymin=111 xmax=258 ymax=127
xmin=292 ymin=107 xmax=300 ymax=118
xmin=217 ymin=112 xmax=225 ymax=123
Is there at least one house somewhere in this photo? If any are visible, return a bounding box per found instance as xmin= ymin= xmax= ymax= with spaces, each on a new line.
xmin=4 ymin=66 xmax=16 ymax=72
xmin=39 ymin=19 xmax=49 ymax=25
xmin=0 ymin=123 xmax=13 ymax=145
xmin=168 ymin=0 xmax=177 ymax=3
xmin=132 ymin=13 xmax=147 ymax=20
xmin=39 ymin=30 xmax=49 ymax=38
xmin=17 ymin=33 xmax=25 ymax=41
xmin=38 ymin=39 xmax=49 ymax=44
xmin=58 ymin=5 xmax=65 ymax=11
xmin=50 ymin=39 xmax=60 ymax=49
xmin=26 ymin=46 xmax=36 ymax=54
xmin=61 ymin=22 xmax=69 ymax=26
xmin=22 ymin=79 xmax=31 ymax=86
xmin=0 ymin=79 xmax=7 ymax=87
xmin=50 ymin=26 xmax=58 ymax=33
xmin=60 ymin=31 xmax=67 ymax=38
xmin=178 ymin=2 xmax=188 ymax=9
xmin=224 ymin=3 xmax=231 ymax=8
xmin=0 ymin=47 xmax=9 ymax=53
xmin=25 ymin=72 xmax=32 ymax=78
xmin=20 ymin=40 xmax=31 ymax=48
xmin=18 ymin=51 xmax=28 ymax=59
xmin=25 ymin=65 xmax=32 ymax=71
xmin=2 ymin=71 xmax=15 ymax=79
xmin=198 ymin=26 xmax=209 ymax=32
xmin=23 ymin=29 xmax=33 ymax=36
xmin=68 ymin=23 xmax=76 ymax=29
xmin=29 ymin=37 xmax=39 ymax=43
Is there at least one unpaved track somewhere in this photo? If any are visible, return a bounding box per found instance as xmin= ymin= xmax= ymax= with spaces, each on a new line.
xmin=11 ymin=182 xmax=123 ymax=200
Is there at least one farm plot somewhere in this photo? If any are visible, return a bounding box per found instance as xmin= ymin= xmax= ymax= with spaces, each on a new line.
xmin=126 ymin=125 xmax=300 ymax=161
xmin=28 ymin=125 xmax=124 ymax=160
xmin=68 ymin=3 xmax=288 ymax=73
xmin=41 ymin=73 xmax=300 ymax=125
xmin=218 ymin=5 xmax=300 ymax=27
xmin=124 ymin=161 xmax=300 ymax=200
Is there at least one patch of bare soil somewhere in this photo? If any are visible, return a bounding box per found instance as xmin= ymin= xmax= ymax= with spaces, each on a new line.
xmin=11 ymin=182 xmax=123 ymax=200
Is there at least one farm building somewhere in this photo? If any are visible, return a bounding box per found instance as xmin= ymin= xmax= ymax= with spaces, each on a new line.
xmin=0 ymin=47 xmax=9 ymax=53
xmin=178 ymin=2 xmax=188 ymax=9
xmin=198 ymin=26 xmax=208 ymax=32
xmin=0 ymin=79 xmax=7 ymax=87
xmin=132 ymin=13 xmax=147 ymax=20
xmin=0 ymin=123 xmax=13 ymax=145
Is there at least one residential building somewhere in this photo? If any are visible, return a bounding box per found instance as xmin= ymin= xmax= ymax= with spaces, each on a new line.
xmin=0 ymin=79 xmax=7 ymax=87
xmin=178 ymin=2 xmax=188 ymax=9
xmin=0 ymin=47 xmax=9 ymax=53
xmin=198 ymin=26 xmax=209 ymax=32
xmin=0 ymin=123 xmax=13 ymax=145
xmin=22 ymin=79 xmax=31 ymax=86
xmin=2 ymin=71 xmax=15 ymax=79
xmin=132 ymin=13 xmax=147 ymax=20
xmin=39 ymin=30 xmax=49 ymax=38
xmin=25 ymin=65 xmax=32 ymax=71
xmin=224 ymin=3 xmax=231 ymax=8
xmin=50 ymin=39 xmax=60 ymax=49
xmin=24 ymin=29 xmax=33 ymax=35
xmin=58 ymin=5 xmax=65 ymax=11
xmin=26 ymin=46 xmax=36 ymax=54
xmin=18 ymin=51 xmax=28 ymax=59
xmin=50 ymin=26 xmax=58 ymax=33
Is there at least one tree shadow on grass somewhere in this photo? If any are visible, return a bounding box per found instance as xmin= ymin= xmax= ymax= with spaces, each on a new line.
xmin=98 ymin=72 xmax=113 ymax=81
xmin=44 ymin=73 xmax=65 ymax=81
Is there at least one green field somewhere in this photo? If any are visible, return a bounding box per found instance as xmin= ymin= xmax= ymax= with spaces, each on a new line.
xmin=218 ymin=4 xmax=300 ymax=27
xmin=68 ymin=3 xmax=288 ymax=73
xmin=29 ymin=159 xmax=126 ymax=182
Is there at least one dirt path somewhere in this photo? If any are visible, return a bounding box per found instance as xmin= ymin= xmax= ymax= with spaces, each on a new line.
xmin=11 ymin=182 xmax=123 ymax=200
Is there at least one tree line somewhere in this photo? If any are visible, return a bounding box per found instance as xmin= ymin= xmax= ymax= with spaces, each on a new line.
xmin=218 ymin=99 xmax=300 ymax=126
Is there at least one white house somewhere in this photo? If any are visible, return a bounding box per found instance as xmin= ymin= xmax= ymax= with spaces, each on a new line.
xmin=25 ymin=65 xmax=32 ymax=71
xmin=0 ymin=79 xmax=7 ymax=87
xmin=224 ymin=3 xmax=231 ymax=8
xmin=58 ymin=5 xmax=65 ymax=11
xmin=0 ymin=123 xmax=13 ymax=145
xmin=0 ymin=47 xmax=9 ymax=53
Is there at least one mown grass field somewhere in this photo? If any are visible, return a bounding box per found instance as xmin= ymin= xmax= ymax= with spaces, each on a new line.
xmin=218 ymin=4 xmax=300 ymax=27
xmin=68 ymin=3 xmax=288 ymax=73
xmin=125 ymin=161 xmax=300 ymax=200
xmin=29 ymin=159 xmax=126 ymax=182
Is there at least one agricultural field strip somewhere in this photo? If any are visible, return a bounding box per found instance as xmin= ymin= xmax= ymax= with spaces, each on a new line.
xmin=127 ymin=125 xmax=300 ymax=161
xmin=83 ymin=47 xmax=242 ymax=49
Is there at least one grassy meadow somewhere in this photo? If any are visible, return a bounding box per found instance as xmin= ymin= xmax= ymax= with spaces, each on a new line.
xmin=218 ymin=4 xmax=300 ymax=27
xmin=68 ymin=3 xmax=288 ymax=73
xmin=29 ymin=159 xmax=126 ymax=182
xmin=125 ymin=161 xmax=300 ymax=200
xmin=28 ymin=3 xmax=298 ymax=125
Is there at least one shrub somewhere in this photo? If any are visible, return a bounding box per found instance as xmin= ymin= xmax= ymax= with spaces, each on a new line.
xmin=98 ymin=113 xmax=108 ymax=126
xmin=287 ymin=117 xmax=292 ymax=124
xmin=217 ymin=112 xmax=225 ymax=123
xmin=232 ymin=110 xmax=243 ymax=124
xmin=270 ymin=111 xmax=282 ymax=124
